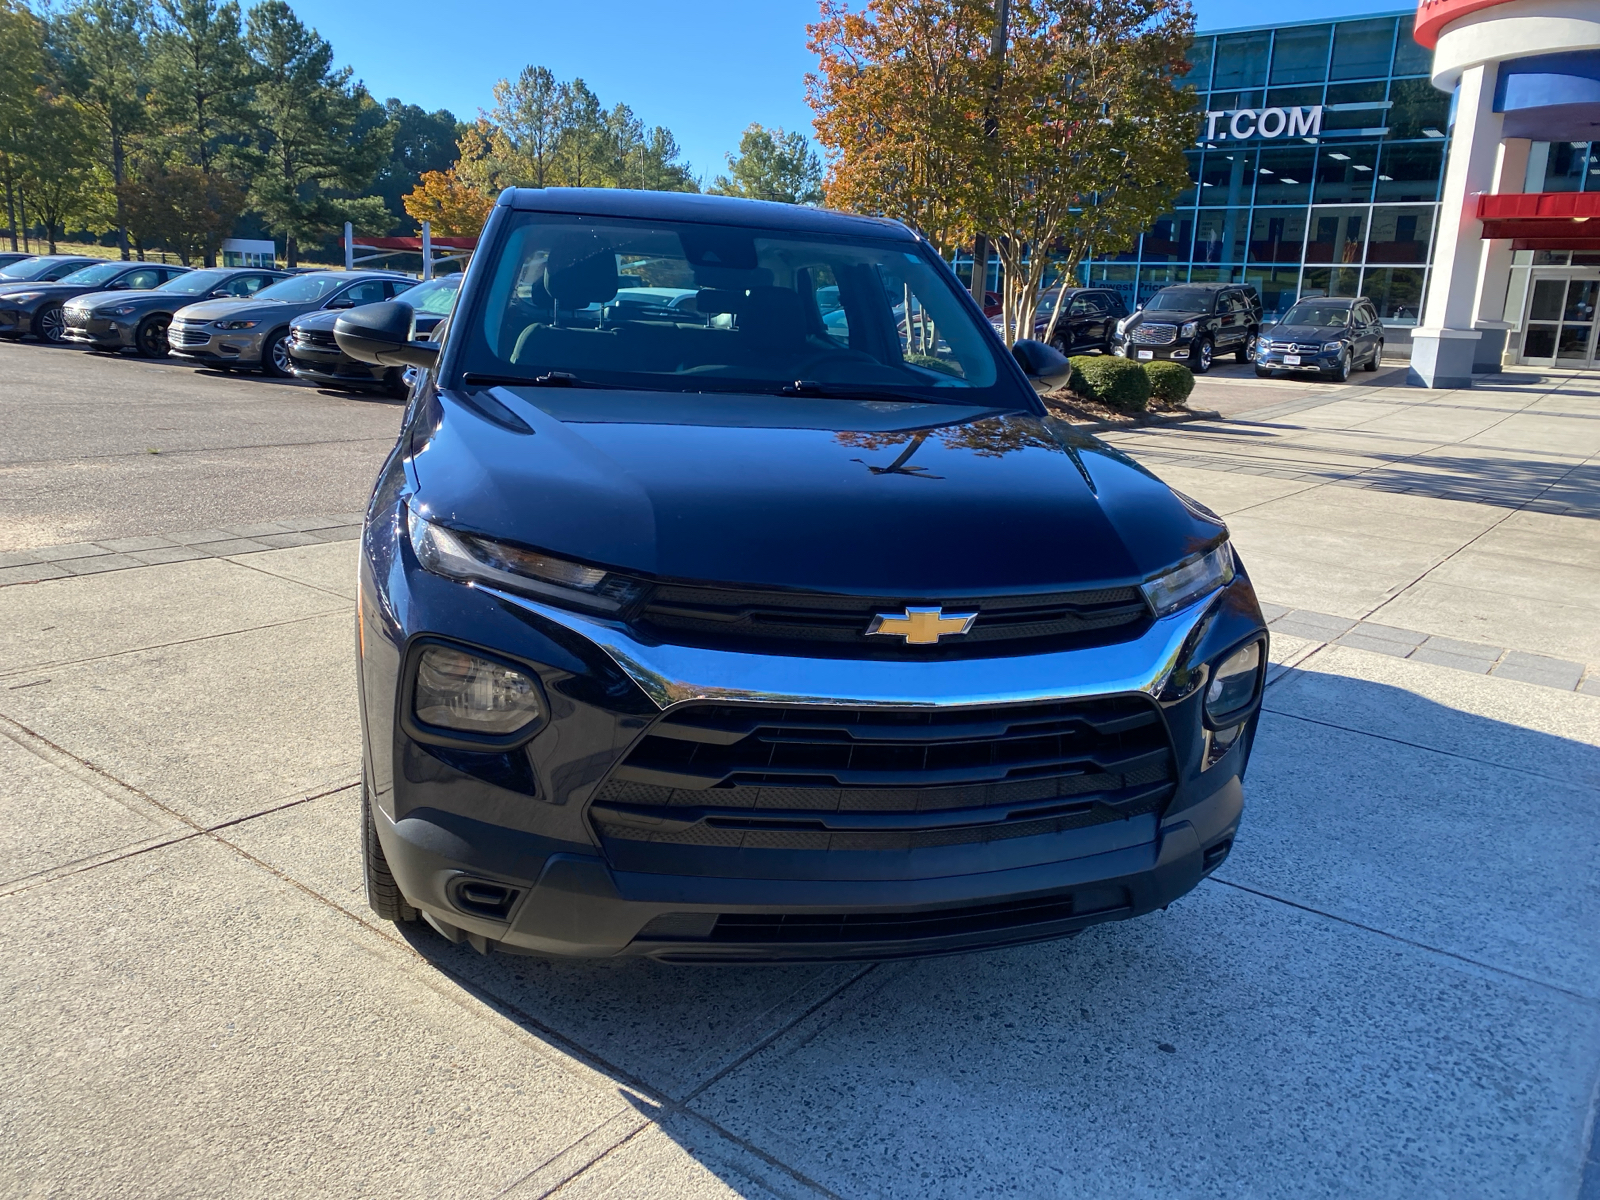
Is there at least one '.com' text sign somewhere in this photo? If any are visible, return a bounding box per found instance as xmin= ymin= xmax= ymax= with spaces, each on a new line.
xmin=1203 ymin=106 xmax=1322 ymax=141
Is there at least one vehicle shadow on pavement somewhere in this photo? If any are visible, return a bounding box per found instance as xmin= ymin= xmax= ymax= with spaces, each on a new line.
xmin=390 ymin=669 xmax=1599 ymax=1198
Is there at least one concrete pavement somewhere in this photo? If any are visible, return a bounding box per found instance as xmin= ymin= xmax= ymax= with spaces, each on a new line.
xmin=1 ymin=350 xmax=1598 ymax=1197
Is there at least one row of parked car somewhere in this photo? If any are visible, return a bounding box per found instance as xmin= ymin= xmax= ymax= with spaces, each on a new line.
xmin=0 ymin=251 xmax=459 ymax=396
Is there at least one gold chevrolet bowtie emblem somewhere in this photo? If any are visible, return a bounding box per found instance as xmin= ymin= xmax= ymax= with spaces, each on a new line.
xmin=866 ymin=606 xmax=977 ymax=645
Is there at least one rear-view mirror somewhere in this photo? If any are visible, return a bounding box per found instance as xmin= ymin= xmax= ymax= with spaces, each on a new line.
xmin=334 ymin=300 xmax=439 ymax=370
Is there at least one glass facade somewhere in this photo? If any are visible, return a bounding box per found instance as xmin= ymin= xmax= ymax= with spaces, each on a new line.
xmin=1081 ymin=11 xmax=1449 ymax=326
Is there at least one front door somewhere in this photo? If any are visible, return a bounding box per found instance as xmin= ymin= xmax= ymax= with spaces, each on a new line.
xmin=1519 ymin=271 xmax=1600 ymax=367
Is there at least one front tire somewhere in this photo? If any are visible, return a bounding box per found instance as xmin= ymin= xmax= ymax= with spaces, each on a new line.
xmin=362 ymin=776 xmax=419 ymax=924
xmin=1235 ymin=331 xmax=1257 ymax=363
xmin=1193 ymin=337 xmax=1214 ymax=374
xmin=35 ymin=305 xmax=65 ymax=344
xmin=1364 ymin=340 xmax=1383 ymax=371
xmin=262 ymin=329 xmax=293 ymax=378
xmin=136 ymin=316 xmax=170 ymax=358
xmin=1329 ymin=351 xmax=1351 ymax=382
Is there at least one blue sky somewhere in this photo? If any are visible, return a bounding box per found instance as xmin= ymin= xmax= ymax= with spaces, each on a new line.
xmin=292 ymin=0 xmax=1411 ymax=184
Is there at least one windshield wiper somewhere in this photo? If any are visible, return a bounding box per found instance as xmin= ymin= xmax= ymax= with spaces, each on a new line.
xmin=461 ymin=370 xmax=590 ymax=389
xmin=777 ymin=379 xmax=986 ymax=406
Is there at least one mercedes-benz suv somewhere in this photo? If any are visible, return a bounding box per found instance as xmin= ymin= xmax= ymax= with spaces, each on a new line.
xmin=335 ymin=188 xmax=1267 ymax=962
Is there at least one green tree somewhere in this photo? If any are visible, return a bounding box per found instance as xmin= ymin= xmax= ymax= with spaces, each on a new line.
xmin=49 ymin=0 xmax=151 ymax=259
xmin=16 ymin=90 xmax=99 ymax=252
xmin=0 ymin=1 xmax=48 ymax=250
xmin=371 ymin=98 xmax=460 ymax=231
xmin=710 ymin=124 xmax=823 ymax=204
xmin=243 ymin=1 xmax=389 ymax=265
xmin=119 ymin=162 xmax=245 ymax=263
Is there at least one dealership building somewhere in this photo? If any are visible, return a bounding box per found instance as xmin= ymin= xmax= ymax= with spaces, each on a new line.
xmin=993 ymin=0 xmax=1600 ymax=382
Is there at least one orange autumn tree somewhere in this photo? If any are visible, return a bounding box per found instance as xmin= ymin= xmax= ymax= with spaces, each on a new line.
xmin=402 ymin=165 xmax=493 ymax=237
xmin=809 ymin=0 xmax=1197 ymax=346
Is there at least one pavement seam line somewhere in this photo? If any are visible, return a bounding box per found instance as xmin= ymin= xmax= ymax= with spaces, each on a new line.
xmin=493 ymin=1110 xmax=655 ymax=1199
xmin=0 ymin=607 xmax=351 ymax=680
xmin=0 ymin=432 xmax=398 ymax=471
xmin=1210 ymin=877 xmax=1600 ymax=1005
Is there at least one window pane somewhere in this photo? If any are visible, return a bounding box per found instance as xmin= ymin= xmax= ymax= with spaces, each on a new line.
xmin=1301 ymin=266 xmax=1361 ymax=298
xmin=1191 ymin=210 xmax=1248 ymax=263
xmin=1392 ymin=17 xmax=1432 ymax=76
xmin=1323 ymin=81 xmax=1388 ymax=135
xmin=1213 ymin=32 xmax=1271 ymax=90
xmin=1140 ymin=214 xmax=1191 ymax=264
xmin=1540 ymin=142 xmax=1593 ymax=193
xmin=1523 ymin=325 xmax=1557 ymax=357
xmin=1330 ymin=19 xmax=1396 ymax=80
xmin=1086 ymin=264 xmax=1136 ymax=312
xmin=1253 ymin=146 xmax=1316 ymax=205
xmin=1388 ymin=79 xmax=1451 ymax=139
xmin=1266 ymin=85 xmax=1324 ymax=113
xmin=1137 ymin=265 xmax=1186 ymax=306
xmin=1199 ymin=148 xmax=1257 ymax=207
xmin=1188 ymin=267 xmax=1243 ymax=285
xmin=1206 ymin=88 xmax=1264 ymax=121
xmin=1178 ymin=151 xmax=1201 ymax=207
xmin=1248 ymin=209 xmax=1308 ymax=264
xmin=1244 ymin=266 xmax=1303 ymax=322
xmin=1556 ymin=325 xmax=1591 ymax=359
xmin=1185 ymin=37 xmax=1215 ymax=90
xmin=1271 ymin=25 xmax=1331 ymax=85
xmin=1365 ymin=205 xmax=1434 ymax=264
xmin=1528 ymin=278 xmax=1565 ymax=320
xmin=1563 ymin=280 xmax=1598 ymax=322
xmin=1315 ymin=143 xmax=1378 ymax=203
xmin=1375 ymin=142 xmax=1444 ymax=202
xmin=1306 ymin=207 xmax=1367 ymax=264
xmin=1363 ymin=267 xmax=1426 ymax=324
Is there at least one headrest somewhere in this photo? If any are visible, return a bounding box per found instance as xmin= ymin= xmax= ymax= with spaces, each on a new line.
xmin=547 ymin=251 xmax=619 ymax=306
xmin=694 ymin=288 xmax=745 ymax=315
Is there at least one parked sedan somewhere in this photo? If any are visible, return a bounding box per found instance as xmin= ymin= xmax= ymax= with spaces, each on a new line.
xmin=1255 ymin=296 xmax=1384 ymax=381
xmin=167 ymin=269 xmax=415 ymax=376
xmin=0 ymin=259 xmax=189 ymax=344
xmin=289 ymin=273 xmax=461 ymax=394
xmin=0 ymin=251 xmax=37 ymax=272
xmin=63 ymin=266 xmax=288 ymax=356
xmin=0 ymin=254 xmax=99 ymax=284
xmin=995 ymin=287 xmax=1129 ymax=355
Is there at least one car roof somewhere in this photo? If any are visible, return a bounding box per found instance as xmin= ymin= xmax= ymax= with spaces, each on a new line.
xmin=291 ymin=269 xmax=413 ymax=280
xmin=1295 ymin=296 xmax=1356 ymax=306
xmin=500 ymin=187 xmax=917 ymax=242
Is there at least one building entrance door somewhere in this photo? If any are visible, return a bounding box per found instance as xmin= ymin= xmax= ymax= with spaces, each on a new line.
xmin=1519 ymin=270 xmax=1600 ymax=367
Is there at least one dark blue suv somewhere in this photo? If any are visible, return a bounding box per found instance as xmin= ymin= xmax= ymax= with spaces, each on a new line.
xmin=1256 ymin=296 xmax=1385 ymax=381
xmin=332 ymin=188 xmax=1268 ymax=962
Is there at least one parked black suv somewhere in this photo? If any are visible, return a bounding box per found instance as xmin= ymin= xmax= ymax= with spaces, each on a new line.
xmin=1112 ymin=283 xmax=1261 ymax=373
xmin=334 ymin=188 xmax=1267 ymax=962
xmin=1255 ymin=296 xmax=1384 ymax=381
xmin=997 ymin=287 xmax=1129 ymax=356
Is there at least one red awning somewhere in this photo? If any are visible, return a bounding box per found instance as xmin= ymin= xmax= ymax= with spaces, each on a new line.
xmin=354 ymin=235 xmax=478 ymax=251
xmin=1477 ymin=191 xmax=1600 ymax=250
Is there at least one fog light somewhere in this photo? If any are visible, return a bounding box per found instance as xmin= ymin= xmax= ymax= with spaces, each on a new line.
xmin=1205 ymin=641 xmax=1262 ymax=723
xmin=414 ymin=645 xmax=542 ymax=735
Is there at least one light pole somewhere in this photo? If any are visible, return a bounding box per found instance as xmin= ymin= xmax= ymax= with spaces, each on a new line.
xmin=969 ymin=0 xmax=1011 ymax=309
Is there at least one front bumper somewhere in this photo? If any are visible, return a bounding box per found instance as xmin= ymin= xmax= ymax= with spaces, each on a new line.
xmin=1113 ymin=339 xmax=1196 ymax=363
xmin=1256 ymin=346 xmax=1344 ymax=372
xmin=168 ymin=322 xmax=266 ymax=366
xmin=62 ymin=313 xmax=136 ymax=349
xmin=289 ymin=343 xmax=391 ymax=389
xmin=360 ymin=482 xmax=1267 ymax=961
xmin=0 ymin=307 xmax=34 ymax=337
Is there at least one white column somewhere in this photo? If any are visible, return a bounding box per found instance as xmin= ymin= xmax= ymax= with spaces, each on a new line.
xmin=344 ymin=222 xmax=354 ymax=271
xmin=1409 ymin=62 xmax=1503 ymax=387
xmin=421 ymin=221 xmax=433 ymax=281
xmin=1471 ymin=138 xmax=1532 ymax=370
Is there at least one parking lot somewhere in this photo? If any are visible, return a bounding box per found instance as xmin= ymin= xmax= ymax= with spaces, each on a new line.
xmin=2 ymin=340 xmax=1598 ymax=1197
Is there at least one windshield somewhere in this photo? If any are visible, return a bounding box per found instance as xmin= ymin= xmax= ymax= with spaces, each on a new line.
xmin=1145 ymin=290 xmax=1210 ymax=312
xmin=1280 ymin=303 xmax=1352 ymax=328
xmin=398 ymin=274 xmax=461 ymax=316
xmin=0 ymin=258 xmax=61 ymax=281
xmin=457 ymin=212 xmax=1009 ymax=400
xmin=159 ymin=268 xmax=233 ymax=296
xmin=251 ymin=274 xmax=346 ymax=303
xmin=58 ymin=261 xmax=127 ymax=287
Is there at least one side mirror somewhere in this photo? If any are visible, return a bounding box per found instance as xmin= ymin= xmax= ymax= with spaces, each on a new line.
xmin=334 ymin=300 xmax=439 ymax=370
xmin=326 ymin=296 xmax=356 ymax=309
xmin=1011 ymin=338 xmax=1073 ymax=392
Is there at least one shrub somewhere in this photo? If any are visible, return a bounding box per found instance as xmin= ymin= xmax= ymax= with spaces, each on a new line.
xmin=1144 ymin=359 xmax=1195 ymax=406
xmin=1069 ymin=355 xmax=1151 ymax=412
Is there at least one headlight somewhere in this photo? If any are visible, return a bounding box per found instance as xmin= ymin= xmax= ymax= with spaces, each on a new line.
xmin=107 ymin=304 xmax=138 ymax=316
xmin=413 ymin=644 xmax=542 ymax=735
xmin=1114 ymin=317 xmax=1128 ymax=336
xmin=1140 ymin=542 xmax=1234 ymax=616
xmin=1322 ymin=340 xmax=1345 ymax=352
xmin=409 ymin=505 xmax=644 ymax=614
xmin=1180 ymin=321 xmax=1197 ymax=338
xmin=6 ymin=291 xmax=44 ymax=303
xmin=215 ymin=319 xmax=258 ymax=330
xmin=1205 ymin=641 xmax=1263 ymax=723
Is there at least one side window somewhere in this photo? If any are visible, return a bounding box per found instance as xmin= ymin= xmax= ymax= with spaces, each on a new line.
xmin=122 ymin=268 xmax=164 ymax=289
xmin=1087 ymin=294 xmax=1112 ymax=314
xmin=337 ymin=280 xmax=390 ymax=306
xmin=47 ymin=261 xmax=86 ymax=280
xmin=225 ymin=275 xmax=261 ymax=296
xmin=383 ymin=280 xmax=412 ymax=299
xmin=1068 ymin=296 xmax=1096 ymax=317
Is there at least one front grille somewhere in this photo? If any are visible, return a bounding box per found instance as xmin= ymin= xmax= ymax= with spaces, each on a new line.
xmin=635 ymin=582 xmax=1148 ymax=655
xmin=590 ymin=696 xmax=1174 ymax=858
xmin=295 ymin=328 xmax=338 ymax=348
xmin=1129 ymin=323 xmax=1178 ymax=345
xmin=170 ymin=325 xmax=210 ymax=347
xmin=1267 ymin=340 xmax=1317 ymax=354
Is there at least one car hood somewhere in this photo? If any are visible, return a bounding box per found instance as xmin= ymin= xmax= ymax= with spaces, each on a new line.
xmin=407 ymin=388 xmax=1224 ymax=594
xmin=1130 ymin=307 xmax=1208 ymax=324
xmin=1269 ymin=324 xmax=1348 ymax=343
xmin=67 ymin=289 xmax=169 ymax=310
xmin=0 ymin=281 xmax=92 ymax=299
xmin=175 ymin=297 xmax=296 ymax=322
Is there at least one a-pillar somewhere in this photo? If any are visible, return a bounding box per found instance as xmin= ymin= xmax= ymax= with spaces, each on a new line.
xmin=1409 ymin=62 xmax=1503 ymax=388
xmin=1470 ymin=137 xmax=1532 ymax=371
